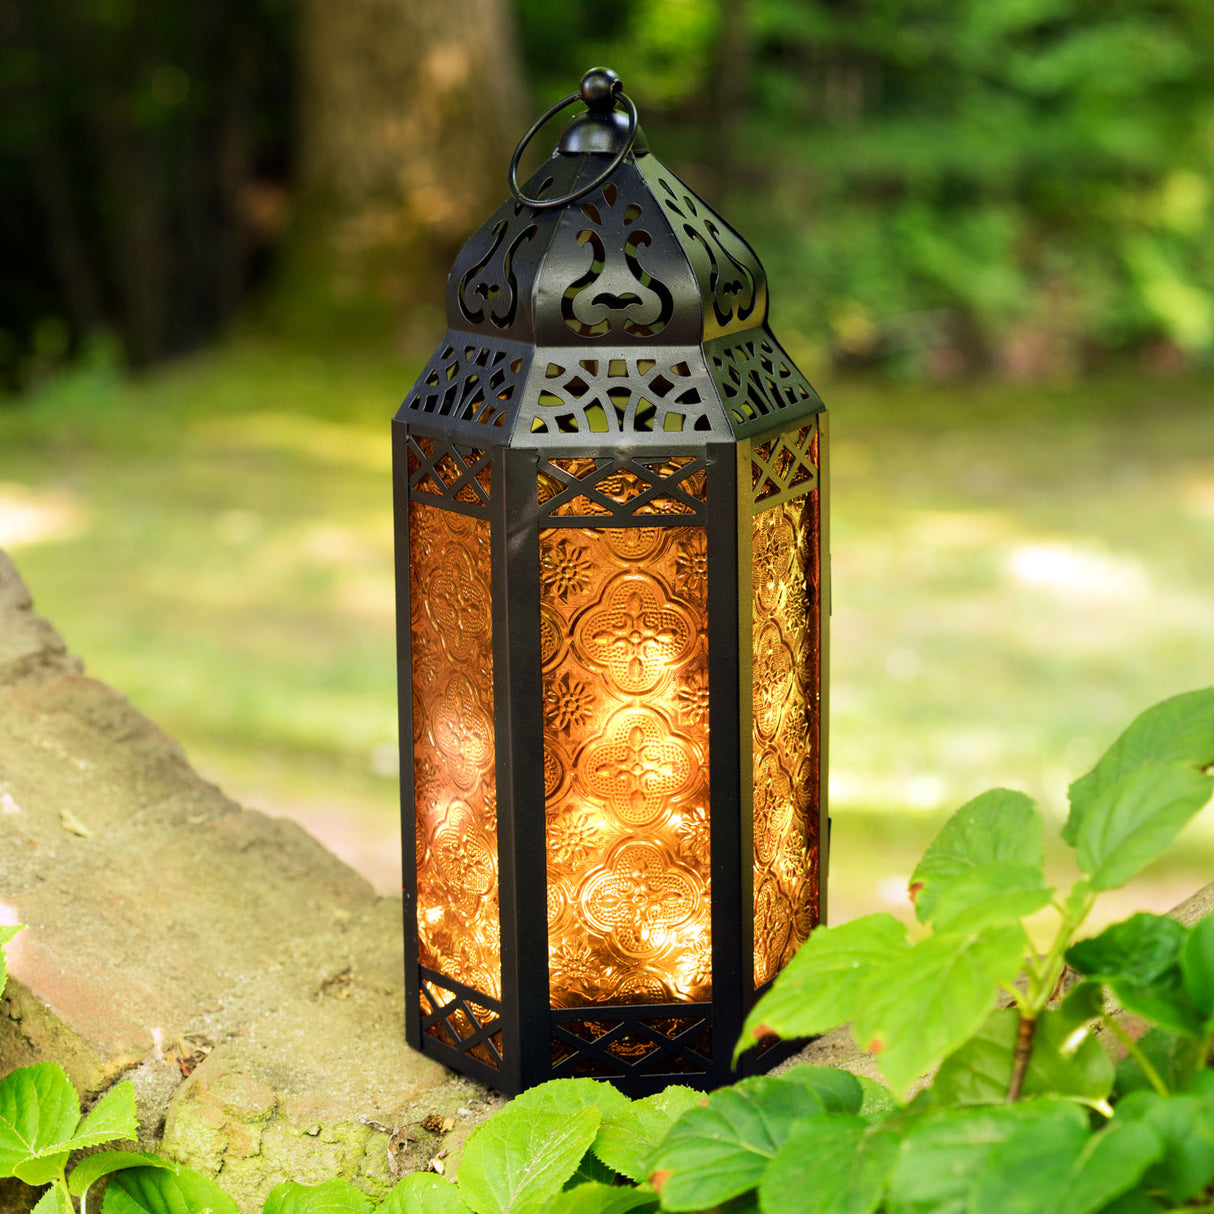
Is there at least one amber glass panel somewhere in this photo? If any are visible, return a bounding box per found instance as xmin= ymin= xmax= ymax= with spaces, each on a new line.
xmin=752 ymin=488 xmax=821 ymax=987
xmin=540 ymin=524 xmax=711 ymax=1008
xmin=409 ymin=502 xmax=501 ymax=1011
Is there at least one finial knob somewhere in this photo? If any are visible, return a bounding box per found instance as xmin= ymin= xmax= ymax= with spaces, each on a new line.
xmin=579 ymin=68 xmax=621 ymax=112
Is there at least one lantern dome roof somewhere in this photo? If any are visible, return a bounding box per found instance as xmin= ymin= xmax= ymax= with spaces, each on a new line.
xmin=398 ymin=69 xmax=822 ymax=448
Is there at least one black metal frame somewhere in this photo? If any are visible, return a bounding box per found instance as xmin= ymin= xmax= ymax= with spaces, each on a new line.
xmin=394 ymin=71 xmax=828 ymax=1098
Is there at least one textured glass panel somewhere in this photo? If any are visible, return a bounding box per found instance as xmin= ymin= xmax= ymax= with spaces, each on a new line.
xmin=752 ymin=486 xmax=821 ymax=987
xmin=409 ymin=501 xmax=501 ymax=1012
xmin=541 ymin=524 xmax=711 ymax=1008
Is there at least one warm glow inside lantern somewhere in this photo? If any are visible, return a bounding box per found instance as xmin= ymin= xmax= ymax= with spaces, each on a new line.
xmin=394 ymin=68 xmax=828 ymax=1096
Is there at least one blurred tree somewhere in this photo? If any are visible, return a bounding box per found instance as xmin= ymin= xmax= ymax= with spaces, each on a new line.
xmin=294 ymin=0 xmax=527 ymax=331
xmin=0 ymin=0 xmax=293 ymax=387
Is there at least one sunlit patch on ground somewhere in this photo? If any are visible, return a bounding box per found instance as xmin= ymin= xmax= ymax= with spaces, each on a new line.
xmin=194 ymin=412 xmax=391 ymax=471
xmin=1006 ymin=541 xmax=1149 ymax=599
xmin=0 ymin=484 xmax=89 ymax=549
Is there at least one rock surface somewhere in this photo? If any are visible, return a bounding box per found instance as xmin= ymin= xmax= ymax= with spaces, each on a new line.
xmin=0 ymin=550 xmax=503 ymax=1212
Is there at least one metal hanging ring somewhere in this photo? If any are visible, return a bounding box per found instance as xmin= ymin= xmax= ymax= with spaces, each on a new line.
xmin=508 ymin=87 xmax=639 ymax=210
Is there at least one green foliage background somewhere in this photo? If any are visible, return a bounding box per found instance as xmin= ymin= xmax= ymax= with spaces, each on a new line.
xmin=3 ymin=0 xmax=1214 ymax=385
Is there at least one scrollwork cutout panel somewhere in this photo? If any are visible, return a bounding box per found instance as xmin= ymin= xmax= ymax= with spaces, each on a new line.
xmin=409 ymin=502 xmax=502 ymax=1004
xmin=751 ymin=486 xmax=821 ymax=989
xmin=445 ymin=157 xmax=584 ymax=343
xmin=534 ymin=162 xmax=702 ymax=348
xmin=540 ymin=523 xmax=712 ymax=1009
xmin=638 ymin=156 xmax=768 ymax=343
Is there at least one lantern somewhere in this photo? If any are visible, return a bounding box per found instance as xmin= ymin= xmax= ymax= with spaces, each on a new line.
xmin=394 ymin=68 xmax=828 ymax=1097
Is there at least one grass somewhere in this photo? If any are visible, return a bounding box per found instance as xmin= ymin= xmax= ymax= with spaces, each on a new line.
xmin=2 ymin=336 xmax=1212 ymax=935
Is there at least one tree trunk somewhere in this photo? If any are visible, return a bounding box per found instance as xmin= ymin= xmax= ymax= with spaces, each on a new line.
xmin=297 ymin=0 xmax=528 ymax=320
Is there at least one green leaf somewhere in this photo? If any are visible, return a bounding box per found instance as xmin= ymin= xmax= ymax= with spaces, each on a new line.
xmin=1067 ymin=914 xmax=1207 ymax=1038
xmin=736 ymin=915 xmax=910 ymax=1059
xmin=592 ymin=1087 xmax=700 ymax=1183
xmin=759 ymin=1114 xmax=898 ymax=1214
xmin=776 ymin=1066 xmax=864 ymax=1114
xmin=1181 ymin=913 xmax=1214 ymax=1019
xmin=856 ymin=1077 xmax=896 ymax=1117
xmin=926 ymin=864 xmax=1053 ymax=933
xmin=933 ymin=998 xmax=1113 ymax=1108
xmin=32 ymin=1186 xmax=72 ymax=1214
xmin=102 ymin=1165 xmax=241 ymax=1214
xmin=376 ymin=1173 xmax=473 ymax=1214
xmin=0 ymin=924 xmax=22 ymax=999
xmin=1067 ymin=761 xmax=1214 ymax=890
xmin=0 ymin=1062 xmax=80 ymax=1184
xmin=264 ymin=1179 xmax=376 ymax=1214
xmin=1114 ymin=1027 xmax=1198 ymax=1097
xmin=65 ymin=1083 xmax=138 ymax=1152
xmin=648 ymin=1074 xmax=822 ymax=1210
xmin=563 ymin=1151 xmax=615 ymax=1191
xmin=1066 ymin=689 xmax=1214 ymax=828
xmin=910 ymin=789 xmax=1044 ymax=924
xmin=968 ymin=1110 xmax=1163 ymax=1214
xmin=69 ymin=1152 xmax=173 ymax=1198
xmin=509 ymin=1079 xmax=629 ymax=1124
xmin=887 ymin=1104 xmax=1081 ymax=1214
xmin=1116 ymin=1091 xmax=1214 ymax=1203
xmin=853 ymin=925 xmax=1027 ymax=1097
xmin=458 ymin=1106 xmax=600 ymax=1214
xmin=541 ymin=1183 xmax=656 ymax=1214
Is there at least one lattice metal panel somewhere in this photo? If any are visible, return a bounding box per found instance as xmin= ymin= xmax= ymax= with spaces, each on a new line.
xmin=419 ymin=968 xmax=504 ymax=1070
xmin=537 ymin=454 xmax=708 ymax=525
xmin=405 ymin=437 xmax=493 ymax=517
xmin=399 ymin=339 xmax=531 ymax=439
xmin=551 ymin=1006 xmax=712 ymax=1082
xmin=750 ymin=421 xmax=820 ymax=511
xmin=516 ymin=350 xmax=731 ymax=442
xmin=706 ymin=329 xmax=823 ymax=437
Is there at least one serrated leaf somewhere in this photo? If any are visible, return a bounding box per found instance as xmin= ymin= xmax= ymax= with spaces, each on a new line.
xmin=760 ymin=1114 xmax=898 ymax=1214
xmin=736 ymin=915 xmax=910 ymax=1059
xmin=102 ymin=1165 xmax=240 ymax=1214
xmin=968 ymin=1110 xmax=1163 ymax=1214
xmin=887 ymin=1103 xmax=1082 ymax=1214
xmin=776 ymin=1066 xmax=864 ymax=1114
xmin=934 ymin=994 xmax=1112 ymax=1108
xmin=910 ymin=790 xmax=1044 ymax=924
xmin=64 ymin=1083 xmax=138 ymax=1152
xmin=69 ymin=1151 xmax=173 ymax=1198
xmin=541 ymin=1183 xmax=657 ymax=1214
xmin=648 ymin=1075 xmax=822 ymax=1210
xmin=509 ymin=1079 xmax=629 ymax=1124
xmin=1066 ymin=689 xmax=1214 ymax=832
xmin=1181 ymin=913 xmax=1214 ymax=1020
xmin=592 ymin=1087 xmax=700 ymax=1182
xmin=263 ymin=1179 xmax=376 ymax=1214
xmin=0 ymin=1063 xmax=80 ymax=1183
xmin=563 ymin=1150 xmax=615 ymax=1191
xmin=32 ymin=1186 xmax=72 ymax=1214
xmin=1068 ymin=761 xmax=1214 ymax=890
xmin=1067 ymin=914 xmax=1206 ymax=1038
xmin=458 ymin=1106 xmax=600 ymax=1214
xmin=926 ymin=864 xmax=1053 ymax=933
xmin=376 ymin=1173 xmax=473 ymax=1214
xmin=853 ymin=925 xmax=1027 ymax=1097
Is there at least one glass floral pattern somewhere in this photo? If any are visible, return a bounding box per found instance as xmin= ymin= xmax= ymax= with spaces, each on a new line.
xmin=540 ymin=520 xmax=711 ymax=1008
xmin=409 ymin=502 xmax=501 ymax=1002
xmin=751 ymin=483 xmax=821 ymax=988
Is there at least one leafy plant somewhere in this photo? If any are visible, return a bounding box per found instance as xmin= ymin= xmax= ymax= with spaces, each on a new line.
xmin=3 ymin=687 xmax=1213 ymax=1213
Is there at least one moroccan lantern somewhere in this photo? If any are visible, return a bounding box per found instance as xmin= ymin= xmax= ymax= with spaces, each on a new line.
xmin=394 ymin=68 xmax=828 ymax=1096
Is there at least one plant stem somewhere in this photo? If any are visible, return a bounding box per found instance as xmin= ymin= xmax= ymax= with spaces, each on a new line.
xmin=1102 ymin=1013 xmax=1170 ymax=1098
xmin=1006 ymin=1012 xmax=1038 ymax=1102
